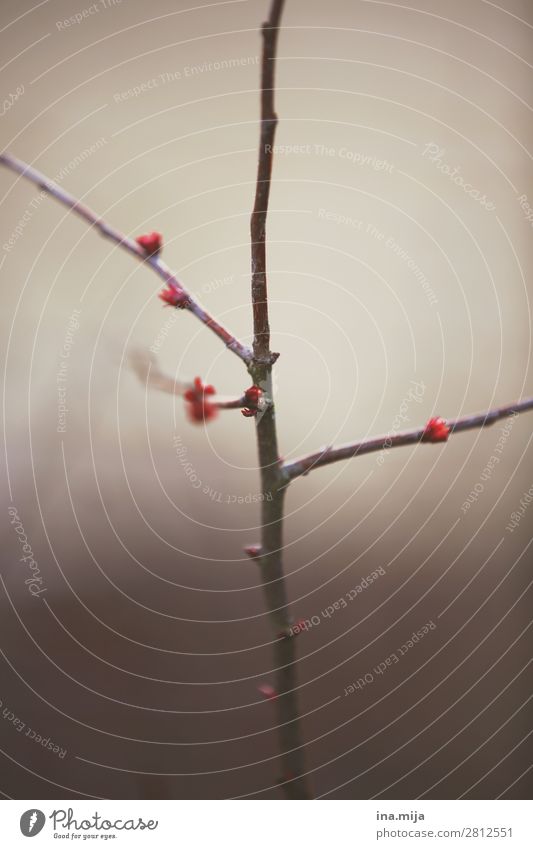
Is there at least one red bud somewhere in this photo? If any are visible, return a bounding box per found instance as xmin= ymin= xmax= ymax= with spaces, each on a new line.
xmin=136 ymin=231 xmax=162 ymax=256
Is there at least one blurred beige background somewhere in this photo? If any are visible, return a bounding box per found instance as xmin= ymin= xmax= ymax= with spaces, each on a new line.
xmin=0 ymin=0 xmax=532 ymax=799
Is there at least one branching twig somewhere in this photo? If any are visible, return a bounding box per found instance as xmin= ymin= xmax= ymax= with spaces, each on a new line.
xmin=0 ymin=152 xmax=253 ymax=365
xmin=283 ymin=396 xmax=533 ymax=480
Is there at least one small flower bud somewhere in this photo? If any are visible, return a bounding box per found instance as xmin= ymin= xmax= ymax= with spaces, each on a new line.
xmin=159 ymin=284 xmax=184 ymax=307
xmin=241 ymin=385 xmax=262 ymax=418
xmin=136 ymin=231 xmax=162 ymax=256
xmin=244 ymin=385 xmax=262 ymax=405
xmin=422 ymin=416 xmax=450 ymax=443
xmin=184 ymin=377 xmax=218 ymax=424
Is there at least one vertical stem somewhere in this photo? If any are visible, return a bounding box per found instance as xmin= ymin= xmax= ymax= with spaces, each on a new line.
xmin=251 ymin=0 xmax=310 ymax=800
xmin=252 ymin=366 xmax=311 ymax=799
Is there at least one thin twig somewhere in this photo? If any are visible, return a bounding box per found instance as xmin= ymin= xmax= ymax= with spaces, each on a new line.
xmin=250 ymin=0 xmax=285 ymax=364
xmin=0 ymin=152 xmax=253 ymax=365
xmin=283 ymin=396 xmax=533 ymax=480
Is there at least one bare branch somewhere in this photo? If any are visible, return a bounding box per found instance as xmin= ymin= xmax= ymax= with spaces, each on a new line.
xmin=250 ymin=0 xmax=285 ymax=364
xmin=0 ymin=152 xmax=253 ymax=365
xmin=284 ymin=396 xmax=533 ymax=480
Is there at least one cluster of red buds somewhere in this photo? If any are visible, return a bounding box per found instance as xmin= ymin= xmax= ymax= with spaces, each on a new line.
xmin=184 ymin=377 xmax=218 ymax=424
xmin=422 ymin=416 xmax=450 ymax=443
xmin=136 ymin=231 xmax=162 ymax=257
xmin=241 ymin=385 xmax=262 ymax=418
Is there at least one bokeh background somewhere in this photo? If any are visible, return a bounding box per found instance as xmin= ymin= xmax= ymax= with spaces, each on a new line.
xmin=0 ymin=0 xmax=532 ymax=799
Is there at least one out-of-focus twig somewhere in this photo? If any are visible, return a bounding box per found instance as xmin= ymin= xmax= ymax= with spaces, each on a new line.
xmin=250 ymin=0 xmax=285 ymax=364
